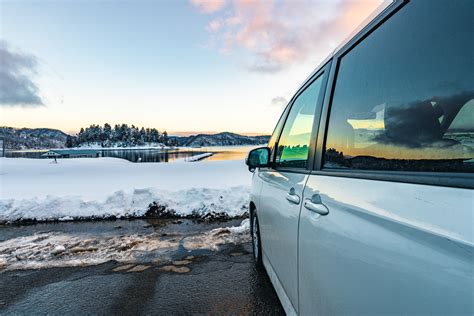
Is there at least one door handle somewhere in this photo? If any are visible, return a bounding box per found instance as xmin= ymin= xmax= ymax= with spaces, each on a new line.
xmin=304 ymin=194 xmax=329 ymax=215
xmin=285 ymin=188 xmax=300 ymax=205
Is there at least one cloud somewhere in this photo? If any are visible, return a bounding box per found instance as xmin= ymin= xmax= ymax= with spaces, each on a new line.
xmin=373 ymin=91 xmax=474 ymax=148
xmin=270 ymin=96 xmax=288 ymax=108
xmin=192 ymin=0 xmax=385 ymax=73
xmin=0 ymin=40 xmax=43 ymax=107
xmin=190 ymin=0 xmax=226 ymax=13
xmin=206 ymin=19 xmax=223 ymax=32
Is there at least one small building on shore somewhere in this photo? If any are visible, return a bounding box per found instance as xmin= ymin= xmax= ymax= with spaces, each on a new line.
xmin=41 ymin=149 xmax=101 ymax=159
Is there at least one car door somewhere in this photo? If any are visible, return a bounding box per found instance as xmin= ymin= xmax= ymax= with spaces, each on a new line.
xmin=258 ymin=68 xmax=328 ymax=313
xmin=298 ymin=1 xmax=474 ymax=314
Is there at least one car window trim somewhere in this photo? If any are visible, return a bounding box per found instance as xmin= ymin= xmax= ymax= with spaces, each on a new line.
xmin=311 ymin=169 xmax=474 ymax=189
xmin=268 ymin=103 xmax=292 ymax=163
xmin=310 ymin=0 xmax=473 ymax=189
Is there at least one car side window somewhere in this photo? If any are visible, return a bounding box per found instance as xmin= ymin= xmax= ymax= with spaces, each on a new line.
xmin=275 ymin=75 xmax=323 ymax=169
xmin=268 ymin=103 xmax=290 ymax=162
xmin=324 ymin=0 xmax=474 ymax=173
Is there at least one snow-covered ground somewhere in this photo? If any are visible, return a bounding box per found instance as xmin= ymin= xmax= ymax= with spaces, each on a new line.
xmin=0 ymin=157 xmax=252 ymax=222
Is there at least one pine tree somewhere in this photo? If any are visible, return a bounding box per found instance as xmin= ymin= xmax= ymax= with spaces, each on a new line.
xmin=162 ymin=131 xmax=168 ymax=144
xmin=65 ymin=135 xmax=74 ymax=148
xmin=102 ymin=123 xmax=111 ymax=143
xmin=73 ymin=123 xmax=176 ymax=147
xmin=139 ymin=127 xmax=146 ymax=144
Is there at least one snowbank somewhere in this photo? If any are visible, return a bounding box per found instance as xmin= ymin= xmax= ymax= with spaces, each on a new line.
xmin=0 ymin=157 xmax=252 ymax=222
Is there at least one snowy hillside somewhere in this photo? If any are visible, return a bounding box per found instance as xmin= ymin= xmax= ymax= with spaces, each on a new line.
xmin=0 ymin=157 xmax=252 ymax=223
xmin=0 ymin=127 xmax=68 ymax=149
xmin=181 ymin=132 xmax=269 ymax=147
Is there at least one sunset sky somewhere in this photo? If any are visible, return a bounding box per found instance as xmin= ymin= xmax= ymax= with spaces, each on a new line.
xmin=0 ymin=0 xmax=385 ymax=135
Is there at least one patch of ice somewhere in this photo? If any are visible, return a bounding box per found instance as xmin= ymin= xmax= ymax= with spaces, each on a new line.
xmin=0 ymin=220 xmax=251 ymax=271
xmin=0 ymin=231 xmax=180 ymax=271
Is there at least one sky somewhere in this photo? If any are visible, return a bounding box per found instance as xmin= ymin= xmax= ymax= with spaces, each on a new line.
xmin=0 ymin=0 xmax=385 ymax=135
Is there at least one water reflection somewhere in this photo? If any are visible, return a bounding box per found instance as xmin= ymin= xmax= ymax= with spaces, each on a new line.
xmin=5 ymin=145 xmax=259 ymax=163
xmin=200 ymin=145 xmax=259 ymax=161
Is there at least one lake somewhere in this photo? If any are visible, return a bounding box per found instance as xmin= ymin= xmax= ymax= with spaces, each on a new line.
xmin=4 ymin=145 xmax=259 ymax=163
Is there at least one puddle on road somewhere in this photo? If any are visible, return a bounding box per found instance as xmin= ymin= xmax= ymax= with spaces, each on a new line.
xmin=0 ymin=218 xmax=250 ymax=271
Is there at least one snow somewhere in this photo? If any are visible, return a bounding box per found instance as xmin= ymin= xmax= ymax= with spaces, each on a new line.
xmin=173 ymin=152 xmax=214 ymax=163
xmin=182 ymin=219 xmax=251 ymax=250
xmin=0 ymin=230 xmax=180 ymax=270
xmin=184 ymin=152 xmax=213 ymax=162
xmin=0 ymin=219 xmax=251 ymax=271
xmin=74 ymin=142 xmax=172 ymax=150
xmin=228 ymin=218 xmax=250 ymax=234
xmin=0 ymin=157 xmax=252 ymax=222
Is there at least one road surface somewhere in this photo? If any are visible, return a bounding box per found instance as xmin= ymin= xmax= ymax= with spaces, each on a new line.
xmin=0 ymin=219 xmax=283 ymax=315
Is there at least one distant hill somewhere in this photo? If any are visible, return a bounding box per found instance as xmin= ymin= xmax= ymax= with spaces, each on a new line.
xmin=0 ymin=127 xmax=68 ymax=150
xmin=178 ymin=132 xmax=270 ymax=147
xmin=1 ymin=127 xmax=270 ymax=150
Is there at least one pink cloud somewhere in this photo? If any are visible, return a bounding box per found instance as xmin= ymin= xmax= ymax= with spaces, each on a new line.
xmin=206 ymin=19 xmax=223 ymax=32
xmin=190 ymin=0 xmax=226 ymax=13
xmin=193 ymin=0 xmax=387 ymax=72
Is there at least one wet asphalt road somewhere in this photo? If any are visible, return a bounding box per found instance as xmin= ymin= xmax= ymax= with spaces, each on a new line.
xmin=0 ymin=220 xmax=284 ymax=315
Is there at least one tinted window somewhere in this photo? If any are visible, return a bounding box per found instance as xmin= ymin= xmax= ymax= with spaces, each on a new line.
xmin=268 ymin=103 xmax=290 ymax=161
xmin=275 ymin=75 xmax=323 ymax=168
xmin=324 ymin=0 xmax=474 ymax=172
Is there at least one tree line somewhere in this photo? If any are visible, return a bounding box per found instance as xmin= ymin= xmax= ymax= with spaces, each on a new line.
xmin=66 ymin=123 xmax=178 ymax=147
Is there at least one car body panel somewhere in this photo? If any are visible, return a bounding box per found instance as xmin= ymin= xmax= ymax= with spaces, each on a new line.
xmin=250 ymin=169 xmax=263 ymax=212
xmin=262 ymin=251 xmax=297 ymax=316
xmin=257 ymin=169 xmax=308 ymax=312
xmin=298 ymin=175 xmax=473 ymax=314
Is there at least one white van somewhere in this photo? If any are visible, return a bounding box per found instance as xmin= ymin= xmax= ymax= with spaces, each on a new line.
xmin=246 ymin=0 xmax=473 ymax=314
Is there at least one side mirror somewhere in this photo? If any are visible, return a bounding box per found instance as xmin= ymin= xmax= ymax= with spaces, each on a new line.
xmin=245 ymin=147 xmax=271 ymax=172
